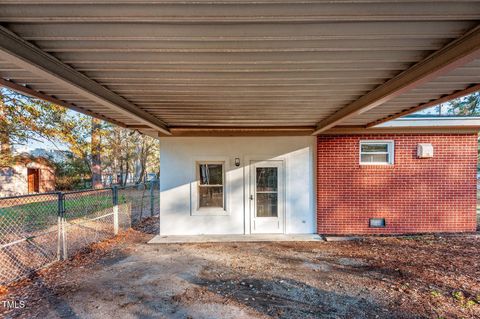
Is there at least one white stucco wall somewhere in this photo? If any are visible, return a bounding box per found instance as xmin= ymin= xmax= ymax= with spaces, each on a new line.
xmin=159 ymin=136 xmax=316 ymax=235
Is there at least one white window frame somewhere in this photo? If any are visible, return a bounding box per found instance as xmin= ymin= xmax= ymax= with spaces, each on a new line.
xmin=193 ymin=160 xmax=228 ymax=215
xmin=359 ymin=140 xmax=395 ymax=165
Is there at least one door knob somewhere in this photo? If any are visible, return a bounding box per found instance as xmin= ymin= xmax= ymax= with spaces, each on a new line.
xmin=249 ymin=195 xmax=254 ymax=200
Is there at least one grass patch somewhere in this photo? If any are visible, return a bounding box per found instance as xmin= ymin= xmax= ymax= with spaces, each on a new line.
xmin=0 ymin=195 xmax=115 ymax=233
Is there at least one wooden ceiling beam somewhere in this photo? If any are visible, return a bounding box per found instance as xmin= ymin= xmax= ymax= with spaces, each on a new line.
xmin=164 ymin=126 xmax=316 ymax=137
xmin=366 ymin=83 xmax=480 ymax=127
xmin=313 ymin=25 xmax=480 ymax=134
xmin=0 ymin=78 xmax=127 ymax=128
xmin=0 ymin=25 xmax=171 ymax=135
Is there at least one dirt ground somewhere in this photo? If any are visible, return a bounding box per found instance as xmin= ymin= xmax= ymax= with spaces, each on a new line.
xmin=1 ymin=218 xmax=479 ymax=319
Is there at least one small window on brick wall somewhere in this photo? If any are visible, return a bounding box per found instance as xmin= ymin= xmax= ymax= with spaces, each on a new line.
xmin=359 ymin=140 xmax=394 ymax=165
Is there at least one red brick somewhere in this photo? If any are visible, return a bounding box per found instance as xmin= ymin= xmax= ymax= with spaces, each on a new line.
xmin=316 ymin=133 xmax=477 ymax=235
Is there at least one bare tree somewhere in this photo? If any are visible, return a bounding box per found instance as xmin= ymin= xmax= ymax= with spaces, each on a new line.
xmin=91 ymin=118 xmax=102 ymax=189
xmin=0 ymin=98 xmax=11 ymax=161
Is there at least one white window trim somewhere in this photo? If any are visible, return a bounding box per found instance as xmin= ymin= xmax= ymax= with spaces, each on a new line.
xmin=359 ymin=140 xmax=395 ymax=165
xmin=191 ymin=159 xmax=229 ymax=216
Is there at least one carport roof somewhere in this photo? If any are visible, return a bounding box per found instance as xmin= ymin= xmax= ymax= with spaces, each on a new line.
xmin=0 ymin=1 xmax=479 ymax=136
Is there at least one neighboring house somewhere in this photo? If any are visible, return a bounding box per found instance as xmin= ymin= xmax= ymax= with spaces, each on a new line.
xmin=0 ymin=2 xmax=479 ymax=236
xmin=0 ymin=155 xmax=55 ymax=197
xmin=29 ymin=148 xmax=68 ymax=162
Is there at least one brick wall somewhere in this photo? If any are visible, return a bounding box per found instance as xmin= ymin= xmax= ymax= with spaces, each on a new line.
xmin=317 ymin=133 xmax=478 ymax=235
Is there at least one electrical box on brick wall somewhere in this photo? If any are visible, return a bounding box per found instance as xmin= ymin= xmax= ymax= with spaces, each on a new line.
xmin=417 ymin=143 xmax=434 ymax=158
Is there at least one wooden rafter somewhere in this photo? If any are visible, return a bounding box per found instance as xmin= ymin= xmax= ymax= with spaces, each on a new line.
xmin=313 ymin=25 xmax=480 ymax=134
xmin=366 ymin=83 xmax=480 ymax=127
xmin=0 ymin=26 xmax=171 ymax=135
xmin=165 ymin=126 xmax=315 ymax=137
xmin=0 ymin=78 xmax=127 ymax=128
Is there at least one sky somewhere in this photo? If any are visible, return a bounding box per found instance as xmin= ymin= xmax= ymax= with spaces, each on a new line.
xmin=13 ymin=136 xmax=68 ymax=154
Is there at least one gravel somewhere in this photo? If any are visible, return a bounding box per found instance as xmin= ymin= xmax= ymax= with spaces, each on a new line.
xmin=1 ymin=218 xmax=479 ymax=318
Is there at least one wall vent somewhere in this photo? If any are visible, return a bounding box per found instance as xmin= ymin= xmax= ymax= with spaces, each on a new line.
xmin=417 ymin=143 xmax=434 ymax=158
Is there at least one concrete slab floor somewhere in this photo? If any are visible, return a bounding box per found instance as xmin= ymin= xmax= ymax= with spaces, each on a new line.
xmin=148 ymin=234 xmax=324 ymax=244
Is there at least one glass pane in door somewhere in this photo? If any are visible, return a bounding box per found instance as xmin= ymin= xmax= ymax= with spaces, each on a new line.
xmin=256 ymin=167 xmax=278 ymax=217
xmin=256 ymin=193 xmax=278 ymax=217
xmin=256 ymin=167 xmax=278 ymax=192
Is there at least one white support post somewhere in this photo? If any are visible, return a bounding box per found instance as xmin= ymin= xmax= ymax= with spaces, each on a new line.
xmin=57 ymin=192 xmax=68 ymax=261
xmin=56 ymin=216 xmax=62 ymax=261
xmin=62 ymin=217 xmax=67 ymax=260
xmin=113 ymin=186 xmax=119 ymax=235
xmin=113 ymin=205 xmax=119 ymax=235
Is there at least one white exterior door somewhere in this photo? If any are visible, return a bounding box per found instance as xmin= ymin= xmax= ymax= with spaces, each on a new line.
xmin=250 ymin=160 xmax=284 ymax=234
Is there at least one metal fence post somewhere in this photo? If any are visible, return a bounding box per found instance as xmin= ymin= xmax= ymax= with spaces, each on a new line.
xmin=150 ymin=181 xmax=155 ymax=216
xmin=113 ymin=186 xmax=119 ymax=235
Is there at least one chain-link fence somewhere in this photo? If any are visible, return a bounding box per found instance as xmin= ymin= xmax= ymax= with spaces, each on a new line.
xmin=62 ymin=189 xmax=117 ymax=258
xmin=0 ymin=193 xmax=60 ymax=286
xmin=118 ymin=182 xmax=159 ymax=224
xmin=0 ymin=181 xmax=159 ymax=285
